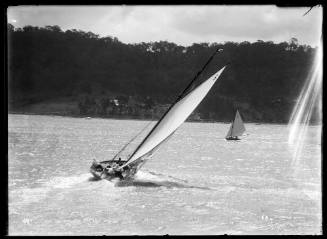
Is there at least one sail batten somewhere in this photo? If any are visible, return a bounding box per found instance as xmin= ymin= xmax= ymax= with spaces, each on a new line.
xmin=120 ymin=66 xmax=227 ymax=169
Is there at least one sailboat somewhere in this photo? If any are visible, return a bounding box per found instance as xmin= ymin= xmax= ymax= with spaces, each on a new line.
xmin=225 ymin=110 xmax=246 ymax=140
xmin=90 ymin=48 xmax=227 ymax=181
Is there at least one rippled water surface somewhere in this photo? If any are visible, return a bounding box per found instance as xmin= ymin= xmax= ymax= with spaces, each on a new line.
xmin=8 ymin=114 xmax=321 ymax=235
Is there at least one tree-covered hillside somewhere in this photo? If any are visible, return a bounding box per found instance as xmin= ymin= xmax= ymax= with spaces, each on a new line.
xmin=7 ymin=24 xmax=320 ymax=123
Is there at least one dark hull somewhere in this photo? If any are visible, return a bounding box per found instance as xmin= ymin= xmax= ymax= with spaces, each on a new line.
xmin=225 ymin=137 xmax=241 ymax=140
xmin=90 ymin=170 xmax=102 ymax=179
xmin=90 ymin=160 xmax=135 ymax=181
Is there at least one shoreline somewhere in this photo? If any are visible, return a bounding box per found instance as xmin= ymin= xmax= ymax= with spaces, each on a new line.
xmin=8 ymin=111 xmax=320 ymax=126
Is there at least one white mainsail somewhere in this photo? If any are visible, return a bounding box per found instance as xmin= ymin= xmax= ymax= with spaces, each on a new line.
xmin=226 ymin=110 xmax=246 ymax=138
xmin=120 ymin=66 xmax=226 ymax=169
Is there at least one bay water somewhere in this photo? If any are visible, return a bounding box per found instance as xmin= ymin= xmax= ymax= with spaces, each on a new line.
xmin=8 ymin=114 xmax=321 ymax=235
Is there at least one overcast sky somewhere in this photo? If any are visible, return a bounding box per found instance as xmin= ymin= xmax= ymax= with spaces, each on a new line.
xmin=7 ymin=5 xmax=322 ymax=47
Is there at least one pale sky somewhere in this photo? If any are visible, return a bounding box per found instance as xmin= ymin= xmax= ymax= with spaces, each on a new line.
xmin=7 ymin=5 xmax=323 ymax=47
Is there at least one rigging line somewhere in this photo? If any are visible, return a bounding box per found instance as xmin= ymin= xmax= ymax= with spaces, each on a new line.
xmin=111 ymin=121 xmax=153 ymax=161
xmin=125 ymin=48 xmax=224 ymax=164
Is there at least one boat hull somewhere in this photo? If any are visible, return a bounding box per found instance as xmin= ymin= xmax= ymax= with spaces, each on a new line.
xmin=225 ymin=136 xmax=241 ymax=140
xmin=90 ymin=170 xmax=102 ymax=179
xmin=90 ymin=160 xmax=134 ymax=181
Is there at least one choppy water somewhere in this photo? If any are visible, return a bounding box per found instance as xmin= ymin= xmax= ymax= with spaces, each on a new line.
xmin=8 ymin=114 xmax=321 ymax=235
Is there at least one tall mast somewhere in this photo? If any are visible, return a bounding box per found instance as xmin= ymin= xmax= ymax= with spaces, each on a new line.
xmin=231 ymin=110 xmax=237 ymax=137
xmin=126 ymin=48 xmax=224 ymax=162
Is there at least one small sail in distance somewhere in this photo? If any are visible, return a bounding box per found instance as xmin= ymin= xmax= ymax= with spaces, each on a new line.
xmin=225 ymin=110 xmax=246 ymax=140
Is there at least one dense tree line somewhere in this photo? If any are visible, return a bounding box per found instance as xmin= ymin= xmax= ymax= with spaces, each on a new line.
xmin=7 ymin=24 xmax=320 ymax=123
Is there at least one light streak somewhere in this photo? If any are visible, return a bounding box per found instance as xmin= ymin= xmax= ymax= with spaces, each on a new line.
xmin=288 ymin=39 xmax=322 ymax=175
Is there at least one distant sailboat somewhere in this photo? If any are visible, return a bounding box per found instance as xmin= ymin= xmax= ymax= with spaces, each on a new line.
xmin=225 ymin=110 xmax=246 ymax=140
xmin=90 ymin=48 xmax=228 ymax=180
